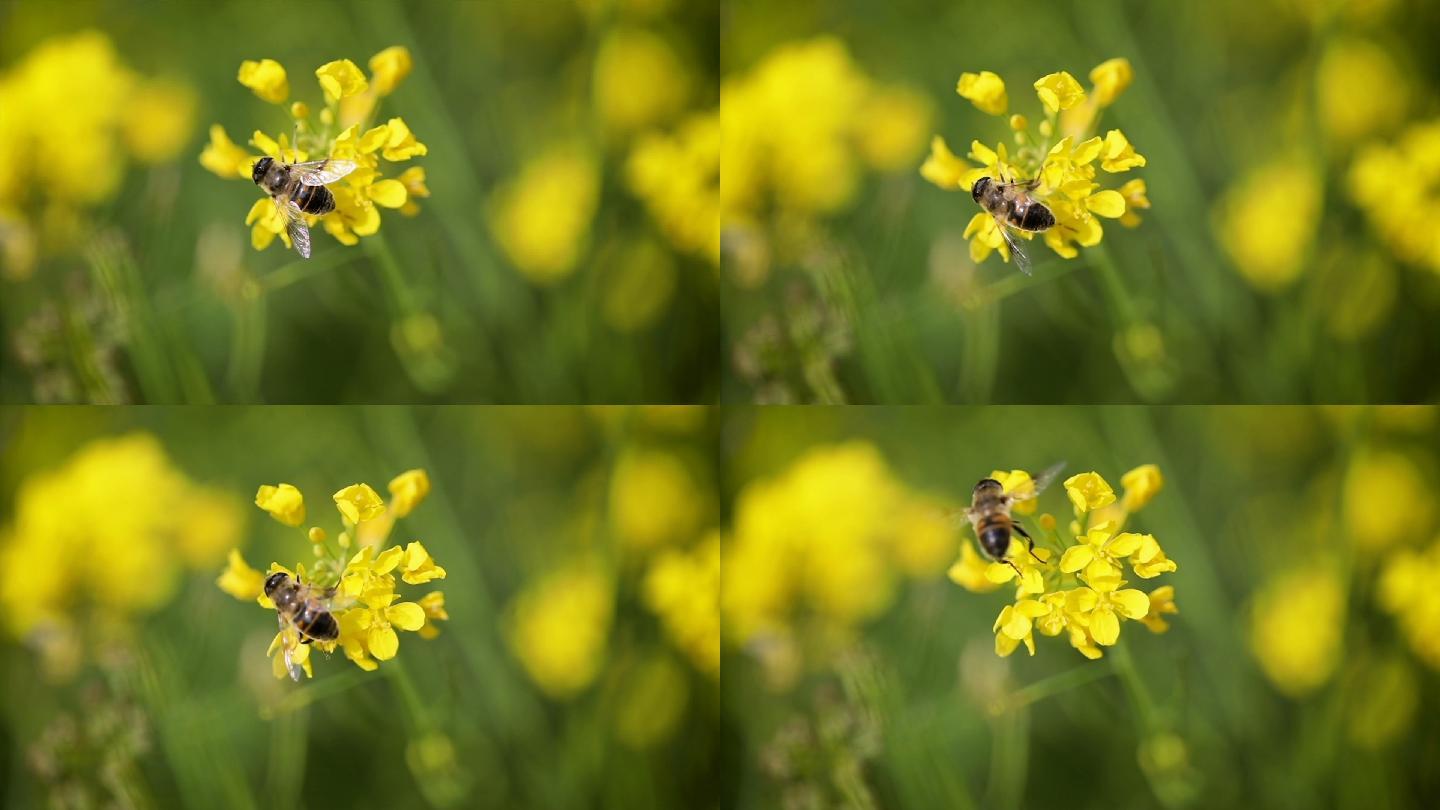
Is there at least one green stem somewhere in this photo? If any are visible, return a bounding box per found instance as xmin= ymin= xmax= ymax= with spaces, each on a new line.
xmin=998 ymin=662 xmax=1117 ymax=714
xmin=1109 ymin=638 xmax=1157 ymax=728
xmin=383 ymin=657 xmax=433 ymax=735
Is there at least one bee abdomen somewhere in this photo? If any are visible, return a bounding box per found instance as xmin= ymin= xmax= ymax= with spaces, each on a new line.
xmin=293 ymin=183 xmax=335 ymax=216
xmin=978 ymin=524 xmax=1012 ymax=559
xmin=1009 ymin=202 xmax=1055 ymax=232
xmin=295 ymin=607 xmax=339 ymax=642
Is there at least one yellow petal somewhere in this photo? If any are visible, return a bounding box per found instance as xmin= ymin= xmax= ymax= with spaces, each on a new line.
xmin=316 ymin=59 xmax=369 ymax=102
xmin=369 ymin=45 xmax=413 ymax=96
xmin=1106 ymin=531 xmax=1144 ymax=557
xmin=985 ymin=561 xmax=1017 ymax=583
xmin=1121 ymin=464 xmax=1163 ymax=510
xmin=255 ymin=483 xmax=305 ymax=526
xmin=238 ymin=58 xmax=289 ymax=103
xmin=374 ymin=545 xmax=404 ymax=574
xmin=368 ymin=179 xmax=408 ymax=209
xmin=1086 ymin=189 xmax=1127 ymax=218
xmin=956 ymin=70 xmax=1008 ymax=115
xmin=1064 ymin=472 xmax=1116 ymax=513
xmin=1090 ymin=607 xmax=1120 ymax=645
xmin=387 ymin=601 xmax=426 ymax=631
xmin=1060 ymin=545 xmax=1094 ymax=573
xmin=1089 ymin=58 xmax=1134 ymax=107
xmin=1002 ymin=608 xmax=1034 ymax=640
xmin=216 ymin=549 xmax=265 ymax=601
xmin=1113 ymin=589 xmax=1151 ymax=619
xmin=368 ymin=625 xmax=399 ymax=660
xmin=333 ymin=483 xmax=385 ymax=523
xmin=1034 ymin=71 xmax=1086 ymax=115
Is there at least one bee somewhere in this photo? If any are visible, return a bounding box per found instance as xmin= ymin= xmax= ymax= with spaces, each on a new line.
xmin=971 ymin=174 xmax=1056 ymax=276
xmin=263 ymin=571 xmax=339 ymax=681
xmin=251 ymin=155 xmax=357 ymax=259
xmin=965 ymin=461 xmax=1066 ymax=573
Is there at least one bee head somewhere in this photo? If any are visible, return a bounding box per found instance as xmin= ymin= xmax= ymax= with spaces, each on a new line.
xmin=974 ymin=477 xmax=1003 ymax=496
xmin=263 ymin=571 xmax=290 ymax=598
xmin=251 ymin=156 xmax=273 ymax=186
xmin=971 ymin=175 xmax=991 ymax=203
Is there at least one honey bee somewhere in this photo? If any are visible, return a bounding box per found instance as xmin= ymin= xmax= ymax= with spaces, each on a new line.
xmin=971 ymin=174 xmax=1056 ymax=276
xmin=966 ymin=461 xmax=1066 ymax=572
xmin=251 ymin=155 xmax=357 ymax=259
xmin=263 ymin=571 xmax=339 ymax=681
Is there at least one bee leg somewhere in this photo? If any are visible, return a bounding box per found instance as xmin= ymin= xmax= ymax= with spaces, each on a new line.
xmin=300 ymin=636 xmax=313 ymax=645
xmin=1006 ymin=559 xmax=1024 ymax=578
xmin=1013 ymin=522 xmax=1044 ymax=562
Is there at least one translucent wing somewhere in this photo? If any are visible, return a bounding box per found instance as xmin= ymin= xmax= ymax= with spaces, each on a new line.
xmin=277 ymin=614 xmax=303 ymax=682
xmin=1009 ymin=461 xmax=1068 ymax=504
xmin=996 ymin=218 xmax=1033 ymax=276
xmin=276 ymin=199 xmax=312 ymax=259
xmin=292 ymin=158 xmax=356 ymax=186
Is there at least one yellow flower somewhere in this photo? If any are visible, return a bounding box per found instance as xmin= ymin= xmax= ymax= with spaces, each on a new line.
xmin=397 ymin=166 xmax=431 ymax=217
xmin=1343 ymin=450 xmax=1434 ymax=551
xmin=1117 ymin=178 xmax=1151 ymax=228
xmin=1089 ymin=58 xmax=1133 ymax=108
xmin=381 ymin=117 xmax=428 ymax=161
xmin=488 ymin=145 xmax=599 ymax=284
xmin=387 ymin=469 xmax=431 ymax=518
xmin=626 ymin=111 xmax=720 ymax=264
xmin=1059 ymin=522 xmax=1140 ymax=588
xmin=1130 ymin=534 xmax=1178 ymax=579
xmin=644 ymin=534 xmax=720 ymax=677
xmin=1317 ymin=38 xmax=1407 ymax=145
xmin=1140 ymin=585 xmax=1178 ymax=633
xmin=338 ymin=608 xmax=380 ymax=671
xmin=609 ymin=450 xmax=703 ymax=551
xmin=1099 ymin=129 xmax=1147 ymax=172
xmin=1067 ymin=578 xmax=1149 ymax=646
xmin=344 ymin=590 xmax=425 ymax=661
xmin=238 ymin=58 xmax=289 ymax=103
xmin=1120 ymin=464 xmax=1164 ymax=511
xmin=988 ymin=468 xmax=1043 ymax=516
xmin=956 ymin=70 xmax=1008 ymax=115
xmin=1249 ymin=568 xmax=1345 ymax=697
xmin=1217 ymin=160 xmax=1321 ymax=291
xmin=1378 ymin=540 xmax=1440 ymax=669
xmin=121 ymin=78 xmax=197 ymax=163
xmin=985 ymin=537 xmax=1053 ymax=597
xmin=199 ymin=125 xmax=252 ymax=180
xmin=1033 ymin=71 xmax=1085 ymax=115
xmin=506 ymin=563 xmax=614 ymax=698
xmin=216 ymin=549 xmax=266 ymax=602
xmin=268 ymin=627 xmax=312 ymax=679
xmin=948 ymin=542 xmax=1003 ymax=594
xmin=368 ymin=46 xmax=413 ymax=96
xmin=315 ymin=59 xmax=368 ymax=103
xmin=400 ymin=541 xmax=447 ymax=585
xmin=244 ymin=196 xmax=293 ymax=252
xmin=417 ymin=591 xmax=448 ymax=640
xmin=593 ymin=27 xmax=689 ymax=132
xmin=855 ymin=85 xmax=932 ymax=171
xmin=1063 ymin=472 xmax=1116 ymax=514
xmin=255 ymin=483 xmax=306 ymax=527
xmin=333 ymin=484 xmax=385 ymax=524
xmin=993 ymin=599 xmax=1050 ymax=656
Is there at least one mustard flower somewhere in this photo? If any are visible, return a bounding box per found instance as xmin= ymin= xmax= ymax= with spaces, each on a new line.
xmin=948 ymin=465 xmax=1178 ymax=659
xmin=644 ymin=533 xmax=721 ymax=677
xmin=218 ymin=472 xmax=446 ymax=680
xmin=626 ymin=110 xmax=720 ymax=265
xmin=1378 ymin=539 xmax=1440 ymax=670
xmin=1249 ymin=568 xmax=1345 ymax=697
xmin=922 ymin=59 xmax=1148 ymax=271
xmin=200 ymin=48 xmax=429 ymax=258
xmin=505 ymin=561 xmax=614 ymax=698
xmin=487 ymin=144 xmax=600 ymax=284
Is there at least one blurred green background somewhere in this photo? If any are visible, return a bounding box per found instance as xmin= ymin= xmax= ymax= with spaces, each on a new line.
xmin=720 ymin=405 xmax=1440 ymax=809
xmin=0 ymin=406 xmax=720 ymax=808
xmin=0 ymin=0 xmax=719 ymax=404
xmin=720 ymin=0 xmax=1440 ymax=404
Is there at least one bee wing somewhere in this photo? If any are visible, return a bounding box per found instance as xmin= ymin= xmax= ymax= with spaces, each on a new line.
xmin=277 ymin=614 xmax=303 ymax=682
xmin=276 ymin=199 xmax=312 ymax=259
xmin=996 ymin=219 xmax=1033 ymax=276
xmin=293 ymin=159 xmax=357 ymax=186
xmin=1008 ymin=461 xmax=1068 ymax=504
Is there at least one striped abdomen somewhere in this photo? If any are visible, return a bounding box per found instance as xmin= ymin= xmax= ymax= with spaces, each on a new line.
xmin=294 ymin=604 xmax=339 ymax=643
xmin=292 ymin=182 xmax=336 ymax=216
xmin=1007 ymin=199 xmax=1055 ymax=232
xmin=975 ymin=513 xmax=1014 ymax=559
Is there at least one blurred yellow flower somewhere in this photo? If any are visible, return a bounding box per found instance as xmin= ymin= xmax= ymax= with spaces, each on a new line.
xmin=334 ymin=483 xmax=386 ymax=523
xmin=1217 ymin=160 xmax=1321 ymax=291
xmin=239 ymin=58 xmax=289 ymax=103
xmin=0 ymin=434 xmax=246 ymax=648
xmin=610 ymin=449 xmax=704 ymax=550
xmin=1317 ymin=38 xmax=1407 ymax=145
xmin=506 ymin=562 xmax=614 ymax=698
xmin=121 ymin=78 xmax=198 ymax=163
xmin=1120 ymin=464 xmax=1164 ymax=511
xmin=644 ymin=533 xmax=720 ymax=677
xmin=856 ymin=86 xmax=934 ymax=171
xmin=1117 ymin=178 xmax=1150 ymax=228
xmin=1064 ymin=471 xmax=1117 ymax=514
xmin=627 ymin=111 xmax=720 ymax=264
xmin=199 ymin=125 xmax=252 ymax=180
xmin=1033 ymin=71 xmax=1086 ymax=115
xmin=256 ymin=483 xmax=306 ymax=526
xmin=216 ymin=549 xmax=266 ymax=602
xmin=368 ymin=46 xmax=413 ymax=96
xmin=1249 ymin=568 xmax=1345 ymax=697
xmin=1140 ymin=585 xmax=1178 ymax=633
xmin=1378 ymin=538 xmax=1440 ymax=669
xmin=417 ymin=590 xmax=448 ymax=640
xmin=594 ymin=27 xmax=689 ymax=132
xmin=957 ymin=70 xmax=1008 ymax=115
xmin=1350 ymin=119 xmax=1440 ymax=273
xmin=1343 ymin=450 xmax=1434 ymax=551
xmin=388 ymin=469 xmax=431 ymax=518
xmin=488 ymin=145 xmax=599 ymax=284
xmin=890 ymin=493 xmax=958 ymax=578
xmin=924 ymin=59 xmax=1146 ymax=269
xmin=1089 ymin=58 xmax=1134 ymax=108
xmin=947 ymin=542 xmax=1003 ymax=594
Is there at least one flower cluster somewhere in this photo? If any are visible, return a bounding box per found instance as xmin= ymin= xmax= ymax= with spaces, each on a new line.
xmin=217 ymin=469 xmax=447 ymax=679
xmin=921 ymin=59 xmax=1150 ymax=268
xmin=0 ymin=434 xmax=244 ymax=676
xmin=627 ymin=110 xmax=720 ymax=266
xmin=723 ymin=443 xmax=961 ymax=685
xmin=949 ymin=465 xmax=1178 ymax=659
xmin=0 ymin=31 xmax=196 ymax=280
xmin=503 ymin=560 xmax=614 ymax=699
xmin=644 ymin=532 xmax=720 ymax=678
xmin=1349 ymin=118 xmax=1440 ymax=274
xmin=485 ymin=143 xmax=599 ymax=285
xmin=200 ymin=46 xmax=429 ymax=255
xmin=1378 ymin=538 xmax=1440 ymax=671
